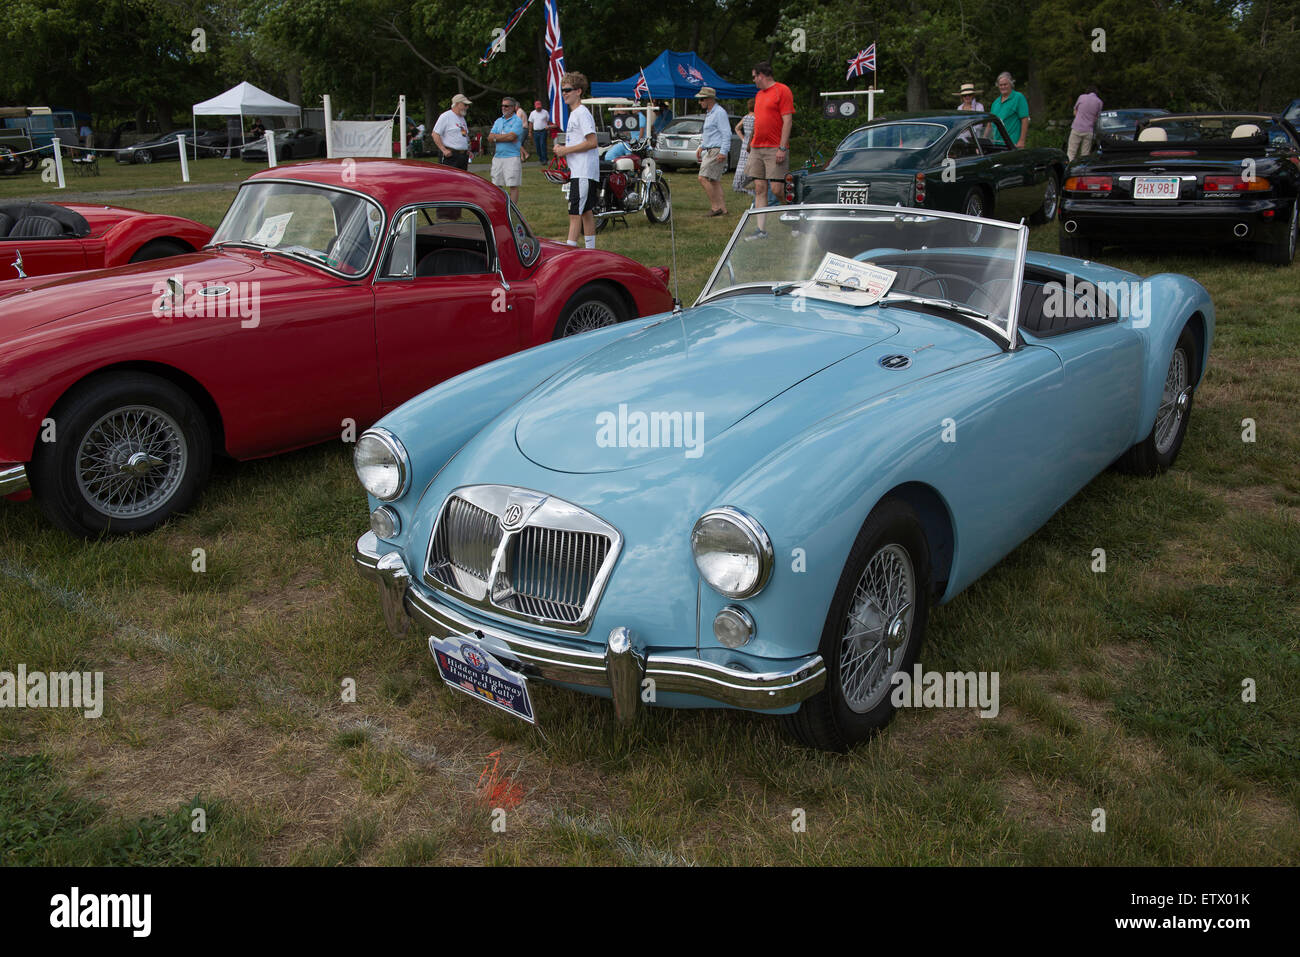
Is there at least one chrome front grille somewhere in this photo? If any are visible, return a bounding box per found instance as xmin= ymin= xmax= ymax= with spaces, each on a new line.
xmin=507 ymin=526 xmax=611 ymax=623
xmin=424 ymin=485 xmax=621 ymax=634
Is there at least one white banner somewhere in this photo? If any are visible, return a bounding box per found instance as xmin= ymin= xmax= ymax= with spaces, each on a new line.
xmin=328 ymin=120 xmax=392 ymax=157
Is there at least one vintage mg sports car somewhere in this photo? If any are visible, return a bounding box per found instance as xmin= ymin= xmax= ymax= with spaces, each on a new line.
xmin=354 ymin=204 xmax=1213 ymax=751
xmin=0 ymin=161 xmax=671 ymax=536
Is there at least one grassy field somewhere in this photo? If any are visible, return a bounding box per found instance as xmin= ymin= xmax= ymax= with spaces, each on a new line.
xmin=1 ymin=158 xmax=1297 ymax=866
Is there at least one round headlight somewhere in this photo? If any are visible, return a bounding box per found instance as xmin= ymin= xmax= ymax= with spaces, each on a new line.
xmin=354 ymin=428 xmax=409 ymax=501
xmin=690 ymin=507 xmax=774 ymax=599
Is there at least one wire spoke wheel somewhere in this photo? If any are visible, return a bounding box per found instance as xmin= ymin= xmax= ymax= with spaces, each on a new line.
xmin=75 ymin=404 xmax=188 ymax=519
xmin=1154 ymin=346 xmax=1189 ymax=455
xmin=838 ymin=543 xmax=915 ymax=713
xmin=564 ymin=300 xmax=617 ymax=335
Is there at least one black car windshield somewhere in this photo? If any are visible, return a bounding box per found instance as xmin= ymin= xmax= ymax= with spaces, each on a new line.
xmin=1098 ymin=110 xmax=1166 ymax=132
xmin=1142 ymin=115 xmax=1290 ymax=145
xmin=661 ymin=118 xmax=703 ymax=136
xmin=837 ymin=123 xmax=947 ymax=152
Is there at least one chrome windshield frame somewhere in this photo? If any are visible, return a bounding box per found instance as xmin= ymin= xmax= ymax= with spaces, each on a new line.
xmin=695 ymin=202 xmax=1029 ymax=350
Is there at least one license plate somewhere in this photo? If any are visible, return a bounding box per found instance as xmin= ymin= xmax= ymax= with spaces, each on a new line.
xmin=838 ymin=185 xmax=869 ymax=204
xmin=430 ymin=635 xmax=535 ymax=724
xmin=1133 ymin=177 xmax=1180 ymax=200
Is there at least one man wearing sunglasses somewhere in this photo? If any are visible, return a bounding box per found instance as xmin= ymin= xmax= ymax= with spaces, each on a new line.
xmin=554 ymin=72 xmax=599 ymax=248
xmin=489 ymin=96 xmax=525 ymax=203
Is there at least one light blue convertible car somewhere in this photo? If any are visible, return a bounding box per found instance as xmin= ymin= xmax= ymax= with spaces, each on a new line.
xmin=353 ymin=204 xmax=1214 ymax=751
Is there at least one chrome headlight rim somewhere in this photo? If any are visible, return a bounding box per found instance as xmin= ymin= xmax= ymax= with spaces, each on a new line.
xmin=691 ymin=505 xmax=774 ymax=599
xmin=354 ymin=427 xmax=410 ymax=502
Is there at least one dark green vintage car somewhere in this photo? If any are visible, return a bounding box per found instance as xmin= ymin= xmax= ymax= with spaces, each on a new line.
xmin=789 ymin=112 xmax=1066 ymax=225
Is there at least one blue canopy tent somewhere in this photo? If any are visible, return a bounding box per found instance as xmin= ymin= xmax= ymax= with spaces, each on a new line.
xmin=592 ymin=50 xmax=757 ymax=101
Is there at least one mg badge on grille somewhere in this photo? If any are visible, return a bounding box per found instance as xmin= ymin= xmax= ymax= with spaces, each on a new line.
xmin=502 ymin=503 xmax=525 ymax=529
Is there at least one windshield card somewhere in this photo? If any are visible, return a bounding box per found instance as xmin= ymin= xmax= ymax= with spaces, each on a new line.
xmin=251 ymin=212 xmax=293 ymax=247
xmin=430 ymin=635 xmax=536 ymax=724
xmin=797 ymin=253 xmax=897 ymax=306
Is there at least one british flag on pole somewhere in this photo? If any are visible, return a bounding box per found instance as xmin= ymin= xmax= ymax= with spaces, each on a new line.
xmin=846 ymin=43 xmax=877 ymax=80
xmin=544 ymin=0 xmax=568 ymax=128
xmin=633 ymin=68 xmax=650 ymax=100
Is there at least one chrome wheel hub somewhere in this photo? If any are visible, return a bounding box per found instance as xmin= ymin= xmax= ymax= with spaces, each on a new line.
xmin=1154 ymin=348 xmax=1189 ymax=455
xmin=76 ymin=405 xmax=187 ymax=519
xmin=565 ymin=301 xmax=617 ymax=335
xmin=839 ymin=543 xmax=915 ymax=714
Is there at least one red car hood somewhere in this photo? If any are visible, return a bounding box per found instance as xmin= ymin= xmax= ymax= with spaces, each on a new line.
xmin=0 ymin=252 xmax=258 ymax=338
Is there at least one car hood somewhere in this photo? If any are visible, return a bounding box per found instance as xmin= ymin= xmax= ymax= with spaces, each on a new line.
xmin=514 ymin=300 xmax=900 ymax=473
xmin=0 ymin=253 xmax=257 ymax=338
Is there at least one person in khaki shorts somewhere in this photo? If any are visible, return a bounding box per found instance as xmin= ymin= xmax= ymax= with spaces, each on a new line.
xmin=694 ymin=87 xmax=731 ymax=216
xmin=743 ymin=60 xmax=795 ymax=240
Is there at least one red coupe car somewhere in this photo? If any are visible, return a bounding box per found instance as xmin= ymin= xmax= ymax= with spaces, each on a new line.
xmin=0 ymin=160 xmax=673 ymax=536
xmin=0 ymin=202 xmax=213 ymax=278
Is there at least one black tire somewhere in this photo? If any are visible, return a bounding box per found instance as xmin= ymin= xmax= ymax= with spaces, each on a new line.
xmin=1254 ymin=201 xmax=1297 ymax=265
xmin=552 ymin=284 xmax=628 ymax=339
xmin=785 ymin=497 xmax=932 ymax=752
xmin=128 ymin=239 xmax=190 ymax=263
xmin=1114 ymin=325 xmax=1197 ymax=476
xmin=137 ymin=149 xmax=154 ymax=165
xmin=961 ymin=187 xmax=988 ymax=219
xmin=1030 ymin=170 xmax=1061 ymax=225
xmin=1059 ymin=231 xmax=1102 ymax=259
xmin=28 ymin=372 xmax=212 ymax=537
xmin=645 ymin=178 xmax=671 ymax=224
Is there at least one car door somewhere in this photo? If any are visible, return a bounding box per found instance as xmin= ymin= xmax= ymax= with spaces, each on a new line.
xmin=371 ymin=203 xmax=527 ymax=413
xmin=982 ymin=118 xmax=1040 ymax=222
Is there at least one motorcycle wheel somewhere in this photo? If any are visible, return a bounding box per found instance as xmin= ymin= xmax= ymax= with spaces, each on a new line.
xmin=645 ymin=177 xmax=671 ymax=224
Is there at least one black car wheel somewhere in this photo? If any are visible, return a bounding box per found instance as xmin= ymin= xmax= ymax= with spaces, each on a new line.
xmin=1030 ymin=171 xmax=1061 ymax=225
xmin=137 ymin=149 xmax=154 ymax=165
xmin=29 ymin=372 xmax=212 ymax=537
xmin=552 ymin=284 xmax=628 ymax=338
xmin=1115 ymin=325 xmax=1196 ymax=476
xmin=128 ymin=239 xmax=190 ymax=263
xmin=785 ymin=497 xmax=932 ymax=752
xmin=1254 ymin=201 xmax=1297 ymax=265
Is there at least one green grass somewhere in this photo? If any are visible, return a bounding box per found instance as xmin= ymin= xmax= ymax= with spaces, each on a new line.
xmin=0 ymin=159 xmax=1297 ymax=864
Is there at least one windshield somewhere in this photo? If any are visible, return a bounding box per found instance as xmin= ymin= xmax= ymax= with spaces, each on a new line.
xmin=662 ymin=118 xmax=703 ymax=136
xmin=1142 ymin=115 xmax=1287 ymax=144
xmin=1099 ymin=110 xmax=1165 ymax=132
xmin=697 ymin=204 xmax=1028 ymax=345
xmin=837 ymin=123 xmax=947 ymax=152
xmin=210 ymin=181 xmax=384 ymax=276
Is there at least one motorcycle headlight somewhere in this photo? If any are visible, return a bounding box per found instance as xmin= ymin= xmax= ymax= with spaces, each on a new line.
xmin=354 ymin=428 xmax=410 ymax=501
xmin=691 ymin=507 xmax=773 ymax=599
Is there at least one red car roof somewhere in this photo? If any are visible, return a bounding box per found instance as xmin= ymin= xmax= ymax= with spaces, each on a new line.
xmin=248 ymin=159 xmax=506 ymax=216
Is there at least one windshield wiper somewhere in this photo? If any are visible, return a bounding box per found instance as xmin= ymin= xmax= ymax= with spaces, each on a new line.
xmin=876 ymin=291 xmax=990 ymax=322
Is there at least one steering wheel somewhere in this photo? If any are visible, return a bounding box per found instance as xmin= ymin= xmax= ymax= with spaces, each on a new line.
xmin=909 ymin=273 xmax=999 ymax=314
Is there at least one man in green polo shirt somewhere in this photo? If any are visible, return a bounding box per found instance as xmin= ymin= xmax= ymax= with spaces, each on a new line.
xmin=990 ymin=71 xmax=1029 ymax=147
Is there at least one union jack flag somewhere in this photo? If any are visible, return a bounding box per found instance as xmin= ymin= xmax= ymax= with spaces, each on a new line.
xmin=846 ymin=43 xmax=877 ymax=80
xmin=544 ymin=0 xmax=568 ymax=128
xmin=633 ymin=68 xmax=649 ymax=100
xmin=479 ymin=0 xmax=537 ymax=64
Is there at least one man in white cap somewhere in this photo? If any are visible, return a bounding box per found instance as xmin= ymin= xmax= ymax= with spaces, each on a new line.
xmin=433 ymin=93 xmax=472 ymax=169
xmin=695 ymin=87 xmax=731 ymax=216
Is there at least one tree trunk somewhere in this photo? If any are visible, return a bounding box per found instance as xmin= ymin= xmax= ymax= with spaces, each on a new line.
xmin=906 ymin=62 xmax=928 ymax=111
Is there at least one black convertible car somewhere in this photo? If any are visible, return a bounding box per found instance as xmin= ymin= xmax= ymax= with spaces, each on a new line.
xmin=790 ymin=112 xmax=1066 ymax=225
xmin=1060 ymin=112 xmax=1300 ymax=263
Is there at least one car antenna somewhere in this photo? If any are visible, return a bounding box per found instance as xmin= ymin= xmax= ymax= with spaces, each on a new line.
xmin=669 ymin=199 xmax=682 ymax=314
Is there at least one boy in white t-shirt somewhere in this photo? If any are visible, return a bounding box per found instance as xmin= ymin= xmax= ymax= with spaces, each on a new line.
xmin=554 ymin=72 xmax=599 ymax=248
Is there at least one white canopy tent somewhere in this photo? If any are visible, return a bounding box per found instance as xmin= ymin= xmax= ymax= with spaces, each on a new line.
xmin=192 ymin=82 xmax=301 ymax=154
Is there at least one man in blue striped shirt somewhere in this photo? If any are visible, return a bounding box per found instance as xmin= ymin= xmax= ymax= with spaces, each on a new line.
xmin=695 ymin=88 xmax=731 ymax=216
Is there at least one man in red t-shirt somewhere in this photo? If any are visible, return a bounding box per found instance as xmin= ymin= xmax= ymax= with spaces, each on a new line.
xmin=743 ymin=60 xmax=795 ymax=238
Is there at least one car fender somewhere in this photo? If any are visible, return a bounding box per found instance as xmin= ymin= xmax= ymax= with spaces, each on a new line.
xmin=99 ymin=215 xmax=213 ymax=267
xmin=526 ymin=245 xmax=672 ymax=341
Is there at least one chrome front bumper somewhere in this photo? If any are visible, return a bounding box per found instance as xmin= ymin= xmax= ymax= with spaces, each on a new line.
xmin=354 ymin=531 xmax=826 ymax=720
xmin=0 ymin=464 xmax=29 ymax=496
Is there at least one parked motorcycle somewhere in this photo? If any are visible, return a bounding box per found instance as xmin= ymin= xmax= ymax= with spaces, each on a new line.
xmin=592 ymin=142 xmax=672 ymax=232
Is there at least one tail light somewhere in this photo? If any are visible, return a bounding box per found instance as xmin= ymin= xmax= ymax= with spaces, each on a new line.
xmin=1202 ymin=175 xmax=1269 ymax=192
xmin=784 ymin=173 xmax=795 ymax=203
xmin=1064 ymin=175 xmax=1113 ymax=192
xmin=914 ymin=172 xmax=926 ymax=204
